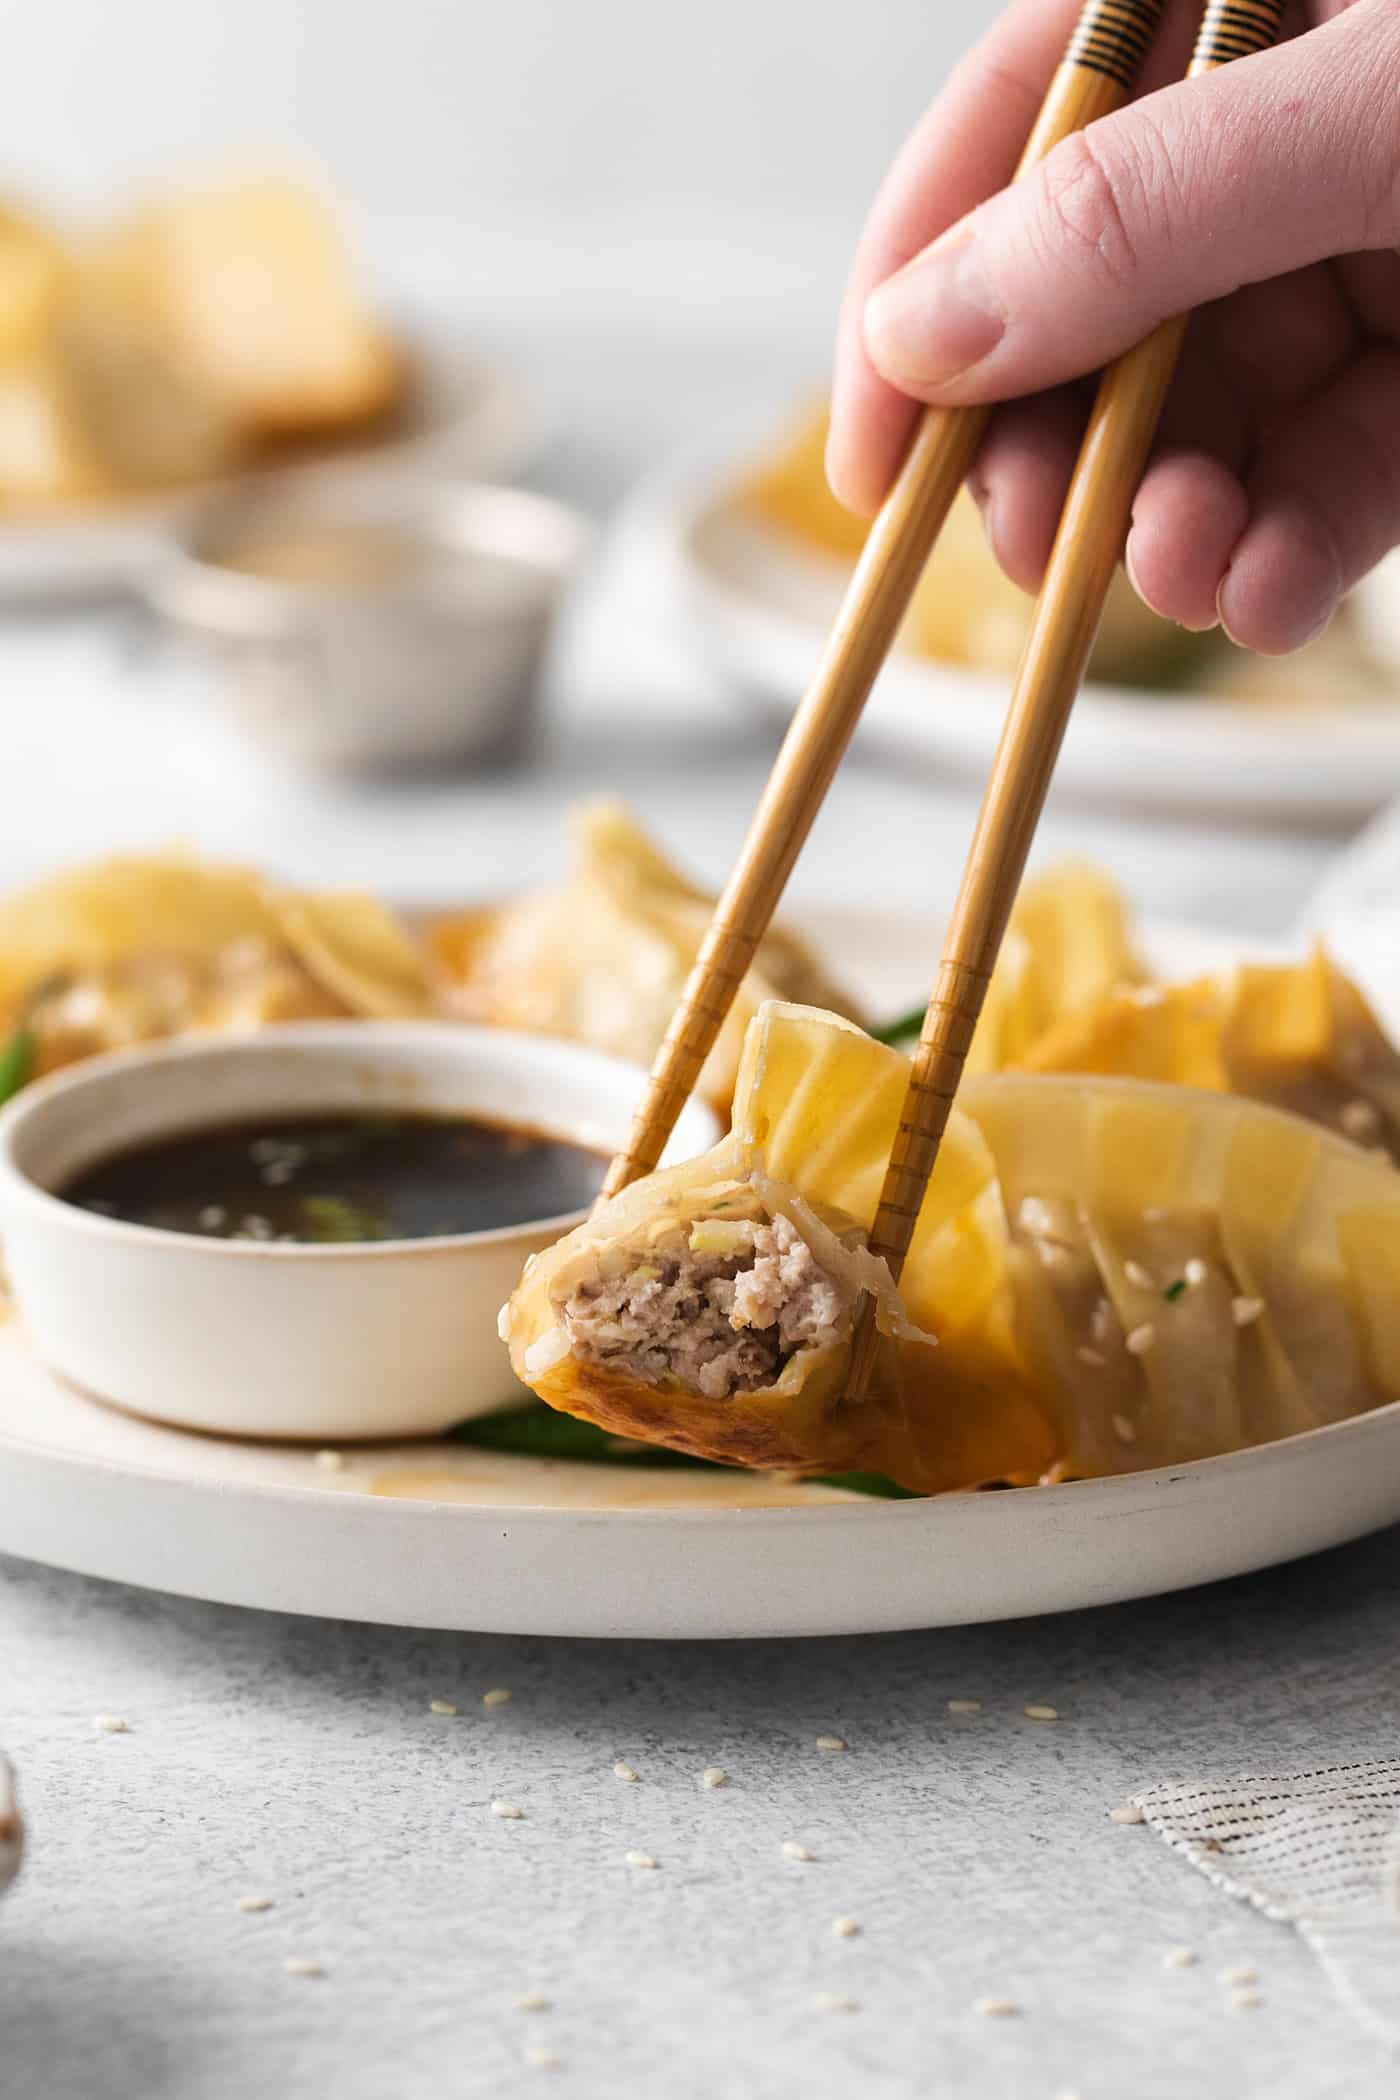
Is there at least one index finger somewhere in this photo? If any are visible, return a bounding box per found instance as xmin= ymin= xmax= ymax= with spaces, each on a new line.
xmin=827 ymin=0 xmax=1197 ymax=515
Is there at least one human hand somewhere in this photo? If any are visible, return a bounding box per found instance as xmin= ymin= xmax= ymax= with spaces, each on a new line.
xmin=828 ymin=0 xmax=1400 ymax=653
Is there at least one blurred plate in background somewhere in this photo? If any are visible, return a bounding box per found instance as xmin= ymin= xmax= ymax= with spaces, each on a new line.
xmin=1300 ymin=788 xmax=1400 ymax=1038
xmin=642 ymin=450 xmax=1400 ymax=826
xmin=0 ymin=329 xmax=532 ymax=605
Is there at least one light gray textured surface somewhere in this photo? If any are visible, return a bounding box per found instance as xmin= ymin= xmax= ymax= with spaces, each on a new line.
xmin=4 ymin=1527 xmax=1400 ymax=2100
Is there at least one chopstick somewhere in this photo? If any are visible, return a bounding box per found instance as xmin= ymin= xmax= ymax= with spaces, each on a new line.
xmin=598 ymin=0 xmax=1172 ymax=1205
xmin=843 ymin=0 xmax=1288 ymax=1405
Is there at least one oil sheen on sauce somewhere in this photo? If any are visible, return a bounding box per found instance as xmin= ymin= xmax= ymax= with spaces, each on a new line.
xmin=61 ymin=1113 xmax=608 ymax=1243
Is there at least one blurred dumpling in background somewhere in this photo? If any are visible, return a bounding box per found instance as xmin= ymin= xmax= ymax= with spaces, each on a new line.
xmin=60 ymin=240 xmax=242 ymax=492
xmin=88 ymin=171 xmax=401 ymax=441
xmin=0 ymin=170 xmax=402 ymax=511
xmin=429 ymin=800 xmax=865 ymax=1114
xmin=0 ymin=201 xmax=112 ymax=507
xmin=737 ymin=404 xmax=1196 ymax=690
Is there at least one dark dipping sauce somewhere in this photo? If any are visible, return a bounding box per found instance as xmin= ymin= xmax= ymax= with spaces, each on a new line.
xmin=61 ymin=1114 xmax=609 ymax=1244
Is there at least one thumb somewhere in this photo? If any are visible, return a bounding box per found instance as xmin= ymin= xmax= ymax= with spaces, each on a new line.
xmin=863 ymin=4 xmax=1395 ymax=406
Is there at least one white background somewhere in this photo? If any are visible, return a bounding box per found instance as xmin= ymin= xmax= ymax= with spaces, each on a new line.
xmin=0 ymin=0 xmax=1000 ymax=329
xmin=3 ymin=2 xmax=996 ymax=220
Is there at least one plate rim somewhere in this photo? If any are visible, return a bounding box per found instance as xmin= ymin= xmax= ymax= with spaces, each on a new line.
xmin=4 ymin=1372 xmax=1399 ymax=1529
xmin=632 ymin=446 xmax=1400 ymax=815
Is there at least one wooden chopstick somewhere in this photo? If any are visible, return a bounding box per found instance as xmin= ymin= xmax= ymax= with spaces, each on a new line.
xmin=843 ymin=0 xmax=1288 ymax=1405
xmin=598 ymin=0 xmax=1173 ymax=1206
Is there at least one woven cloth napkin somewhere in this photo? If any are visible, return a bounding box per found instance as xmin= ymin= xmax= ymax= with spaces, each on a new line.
xmin=1133 ymin=1760 xmax=1400 ymax=2046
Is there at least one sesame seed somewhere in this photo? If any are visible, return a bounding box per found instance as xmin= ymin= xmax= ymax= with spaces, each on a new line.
xmin=1108 ymin=1804 xmax=1144 ymax=1825
xmin=514 ymin=1992 xmax=551 ymax=2013
xmin=1231 ymin=1296 xmax=1264 ymax=1327
xmin=524 ymin=2046 xmax=562 ymax=2070
xmin=1076 ymin=1346 xmax=1106 ymax=1367
xmin=1024 ymin=1704 xmax=1059 ymax=1723
xmin=946 ymin=1698 xmax=982 ymax=1715
xmin=1221 ymin=1965 xmax=1258 ymax=1987
xmin=612 ymin=1761 xmax=638 ymax=1782
xmin=1112 ymin=1413 xmax=1138 ymax=1445
xmin=831 ymin=1916 xmax=860 ymax=1939
xmin=813 ymin=1992 xmax=858 ymax=2013
xmin=625 ymin=1850 xmax=657 ymax=1869
xmin=1163 ymin=1947 xmax=1197 ymax=1970
xmin=1229 ymin=1988 xmax=1264 ymax=2012
xmin=1184 ymin=1258 xmax=1208 ymax=1287
xmin=1130 ymin=986 xmax=1166 ymax=1008
xmin=429 ymin=1699 xmax=458 ymax=1717
xmin=236 ymin=1894 xmax=274 ymax=1913
xmin=492 ymin=1800 xmax=524 ymax=1820
xmin=284 ymin=1958 xmax=323 ymax=1979
xmin=1341 ymin=1098 xmax=1381 ymax=1139
xmin=1124 ymin=1260 xmax=1153 ymax=1290
xmin=781 ymin=1840 xmax=815 ymax=1862
xmin=1125 ymin=1323 xmax=1156 ymax=1357
xmin=973 ymin=1996 xmax=1018 ymax=2018
xmin=314 ymin=1449 xmax=344 ymax=1472
xmin=815 ymin=1734 xmax=847 ymax=1752
xmin=198 ymin=1204 xmax=227 ymax=1230
xmin=93 ymin=1714 xmax=129 ymax=1734
xmin=700 ymin=1766 xmax=728 ymax=1788
xmin=483 ymin=1688 xmax=513 ymax=1709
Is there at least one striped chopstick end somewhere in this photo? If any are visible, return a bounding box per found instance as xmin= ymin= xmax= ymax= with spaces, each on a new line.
xmin=1192 ymin=0 xmax=1287 ymax=69
xmin=1066 ymin=0 xmax=1170 ymax=89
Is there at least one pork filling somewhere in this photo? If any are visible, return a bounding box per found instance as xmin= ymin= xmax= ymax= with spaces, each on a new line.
xmin=560 ymin=1210 xmax=853 ymax=1399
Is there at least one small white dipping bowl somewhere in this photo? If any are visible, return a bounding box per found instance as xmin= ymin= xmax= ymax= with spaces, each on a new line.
xmin=0 ymin=1023 xmax=718 ymax=1442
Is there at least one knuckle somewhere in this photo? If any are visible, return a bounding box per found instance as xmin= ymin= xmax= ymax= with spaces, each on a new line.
xmin=1034 ymin=129 xmax=1150 ymax=295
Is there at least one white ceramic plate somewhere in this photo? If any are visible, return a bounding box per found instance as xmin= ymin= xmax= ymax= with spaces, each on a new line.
xmin=642 ymin=453 xmax=1400 ymax=823
xmin=1299 ymin=794 xmax=1400 ymax=1037
xmin=0 ymin=328 xmax=532 ymax=604
xmin=4 ymin=905 xmax=1395 ymax=1640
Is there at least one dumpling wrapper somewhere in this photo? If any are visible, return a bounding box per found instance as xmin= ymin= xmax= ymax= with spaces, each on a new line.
xmin=1020 ymin=948 xmax=1400 ymax=1163
xmin=430 ymin=800 xmax=863 ymax=1113
xmin=965 ymin=860 xmax=1144 ymax=1077
xmin=505 ymin=1002 xmax=1400 ymax=1493
xmin=0 ymin=851 xmax=431 ymax=1072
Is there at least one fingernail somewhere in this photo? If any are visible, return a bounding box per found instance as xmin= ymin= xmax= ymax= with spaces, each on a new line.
xmin=1123 ymin=533 xmax=1149 ymax=605
xmin=1126 ymin=534 xmax=1216 ymax=632
xmin=864 ymin=225 xmax=1005 ymax=390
